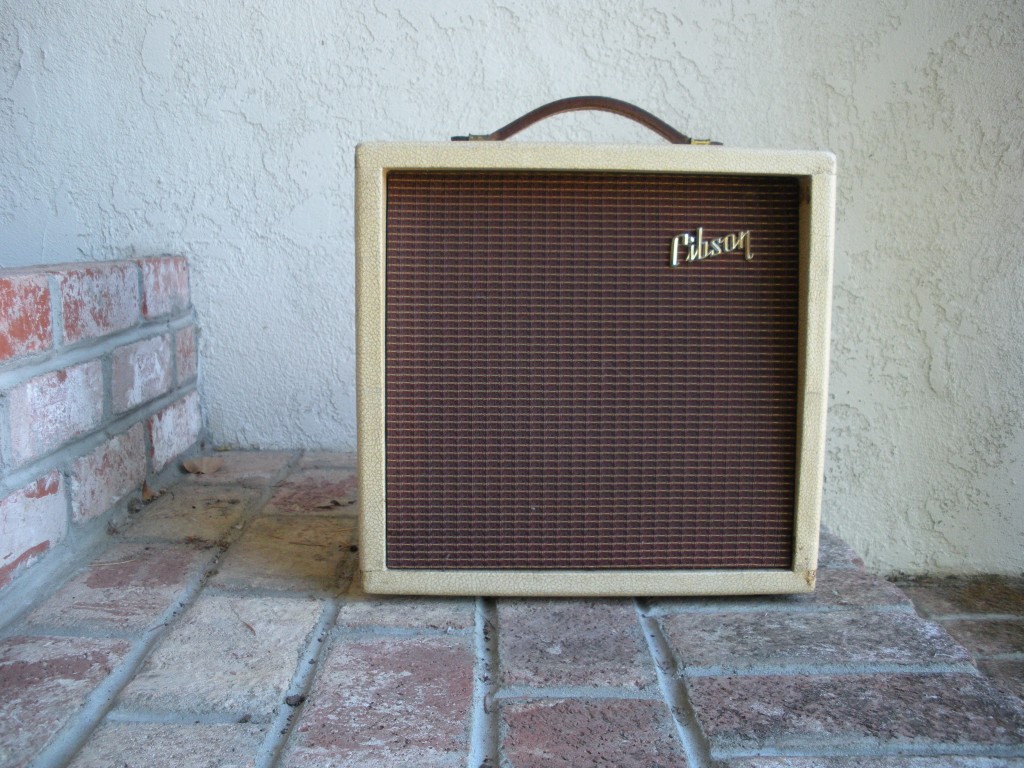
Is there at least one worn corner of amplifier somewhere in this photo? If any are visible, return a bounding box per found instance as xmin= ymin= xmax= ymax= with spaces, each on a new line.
xmin=359 ymin=569 xmax=387 ymax=596
xmin=804 ymin=569 xmax=818 ymax=590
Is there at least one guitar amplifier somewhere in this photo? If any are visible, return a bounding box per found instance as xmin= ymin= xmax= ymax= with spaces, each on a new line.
xmin=356 ymin=98 xmax=835 ymax=596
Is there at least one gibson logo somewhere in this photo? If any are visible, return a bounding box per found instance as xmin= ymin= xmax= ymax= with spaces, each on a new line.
xmin=670 ymin=228 xmax=753 ymax=267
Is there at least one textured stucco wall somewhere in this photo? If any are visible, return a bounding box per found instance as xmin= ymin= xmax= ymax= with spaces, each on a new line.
xmin=1 ymin=1 xmax=1022 ymax=574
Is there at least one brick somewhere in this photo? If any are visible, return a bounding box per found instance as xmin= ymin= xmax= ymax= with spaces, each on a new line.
xmin=0 ymin=273 xmax=52 ymax=363
xmin=148 ymin=390 xmax=202 ymax=471
xmin=808 ymin=567 xmax=914 ymax=611
xmin=183 ymin=450 xmax=293 ymax=486
xmin=0 ymin=471 xmax=67 ymax=589
xmin=662 ymin=610 xmax=970 ymax=673
xmin=501 ymin=698 xmax=687 ymax=768
xmin=898 ymin=576 xmax=1024 ymax=618
xmin=70 ymin=423 xmax=147 ymax=522
xmin=56 ymin=262 xmax=139 ymax=344
xmin=68 ymin=722 xmax=266 ymax=768
xmin=497 ymin=599 xmax=656 ymax=690
xmin=264 ymin=468 xmax=357 ymax=515
xmin=337 ymin=581 xmax=474 ymax=631
xmin=25 ymin=541 xmax=212 ymax=633
xmin=979 ymin=659 xmax=1024 ymax=701
xmin=112 ymin=334 xmax=173 ymax=413
xmin=118 ymin=594 xmax=320 ymax=719
xmin=140 ymin=256 xmax=189 ymax=319
xmin=7 ymin=361 xmax=104 ymax=465
xmin=816 ymin=529 xmax=866 ymax=569
xmin=125 ymin=483 xmax=259 ymax=542
xmin=298 ymin=450 xmax=356 ymax=469
xmin=282 ymin=634 xmax=473 ymax=767
xmin=727 ymin=761 xmax=1021 ymax=768
xmin=174 ymin=324 xmax=198 ymax=383
xmin=686 ymin=672 xmax=1024 ymax=756
xmin=945 ymin=618 xmax=1024 ymax=657
xmin=650 ymin=567 xmax=913 ymax=615
xmin=209 ymin=515 xmax=353 ymax=592
xmin=0 ymin=635 xmax=131 ymax=767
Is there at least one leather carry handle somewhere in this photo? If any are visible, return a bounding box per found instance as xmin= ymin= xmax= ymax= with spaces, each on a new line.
xmin=452 ymin=96 xmax=720 ymax=145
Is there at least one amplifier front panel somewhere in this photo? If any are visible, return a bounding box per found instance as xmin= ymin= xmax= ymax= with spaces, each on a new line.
xmin=383 ymin=169 xmax=801 ymax=571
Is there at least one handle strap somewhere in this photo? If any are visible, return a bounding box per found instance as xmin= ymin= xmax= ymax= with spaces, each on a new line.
xmin=452 ymin=96 xmax=719 ymax=145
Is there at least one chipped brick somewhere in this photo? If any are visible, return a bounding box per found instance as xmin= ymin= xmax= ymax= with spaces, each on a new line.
xmin=662 ymin=610 xmax=970 ymax=673
xmin=148 ymin=390 xmax=202 ymax=471
xmin=502 ymin=698 xmax=686 ymax=768
xmin=283 ymin=635 xmax=473 ymax=767
xmin=0 ymin=635 xmax=130 ymax=766
xmin=71 ymin=423 xmax=147 ymax=523
xmin=69 ymin=722 xmax=265 ymax=768
xmin=0 ymin=273 xmax=52 ymax=363
xmin=687 ymin=672 xmax=1024 ymax=755
xmin=141 ymin=256 xmax=189 ymax=319
xmin=118 ymin=594 xmax=320 ymax=719
xmin=209 ymin=515 xmax=352 ymax=592
xmin=56 ymin=262 xmax=140 ymax=344
xmin=174 ymin=325 xmax=198 ymax=383
xmin=0 ymin=471 xmax=67 ymax=588
xmin=264 ymin=468 xmax=357 ymax=515
xmin=124 ymin=483 xmax=258 ymax=542
xmin=112 ymin=334 xmax=173 ymax=413
xmin=26 ymin=541 xmax=211 ymax=632
xmin=7 ymin=361 xmax=104 ymax=465
xmin=183 ymin=450 xmax=292 ymax=486
xmin=498 ymin=599 xmax=657 ymax=690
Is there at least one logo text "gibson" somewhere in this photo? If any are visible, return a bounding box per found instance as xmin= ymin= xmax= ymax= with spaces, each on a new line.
xmin=670 ymin=228 xmax=753 ymax=267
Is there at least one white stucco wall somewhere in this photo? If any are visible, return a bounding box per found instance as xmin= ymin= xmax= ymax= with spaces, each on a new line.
xmin=2 ymin=1 xmax=1022 ymax=575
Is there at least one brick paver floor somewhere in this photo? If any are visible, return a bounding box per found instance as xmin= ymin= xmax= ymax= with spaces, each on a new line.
xmin=1 ymin=450 xmax=1022 ymax=767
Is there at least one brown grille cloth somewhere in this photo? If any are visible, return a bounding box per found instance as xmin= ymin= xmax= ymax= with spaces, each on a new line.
xmin=384 ymin=170 xmax=800 ymax=570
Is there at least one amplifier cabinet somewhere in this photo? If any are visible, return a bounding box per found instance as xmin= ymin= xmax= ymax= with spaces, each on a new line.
xmin=356 ymin=142 xmax=835 ymax=596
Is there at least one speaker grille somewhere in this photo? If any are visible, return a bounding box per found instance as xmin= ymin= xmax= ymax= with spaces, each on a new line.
xmin=384 ymin=170 xmax=800 ymax=570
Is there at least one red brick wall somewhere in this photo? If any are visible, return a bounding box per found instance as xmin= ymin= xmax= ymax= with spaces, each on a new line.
xmin=0 ymin=256 xmax=203 ymax=591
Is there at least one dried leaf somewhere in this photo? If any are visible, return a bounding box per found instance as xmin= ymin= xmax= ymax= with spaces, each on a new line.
xmin=314 ymin=498 xmax=356 ymax=509
xmin=183 ymin=535 xmax=219 ymax=550
xmin=182 ymin=457 xmax=225 ymax=475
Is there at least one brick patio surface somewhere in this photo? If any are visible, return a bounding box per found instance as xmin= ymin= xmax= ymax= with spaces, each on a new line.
xmin=1 ymin=451 xmax=1022 ymax=767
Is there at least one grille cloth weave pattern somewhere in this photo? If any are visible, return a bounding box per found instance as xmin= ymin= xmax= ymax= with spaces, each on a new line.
xmin=384 ymin=171 xmax=800 ymax=569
